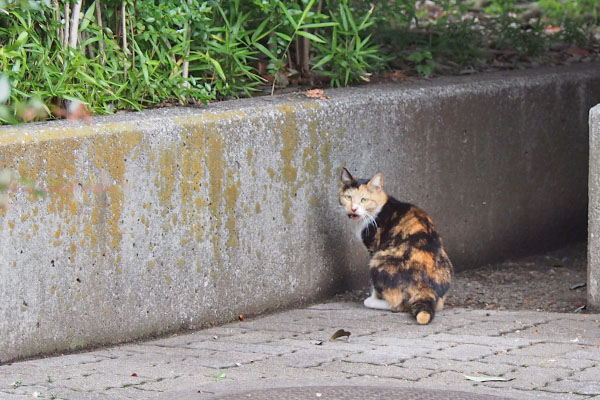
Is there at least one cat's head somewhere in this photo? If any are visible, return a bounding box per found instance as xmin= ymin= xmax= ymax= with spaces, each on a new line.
xmin=339 ymin=168 xmax=388 ymax=224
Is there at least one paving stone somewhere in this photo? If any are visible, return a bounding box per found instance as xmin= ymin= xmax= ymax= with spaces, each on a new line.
xmin=479 ymin=353 xmax=597 ymax=370
xmin=427 ymin=333 xmax=538 ymax=350
xmin=482 ymin=365 xmax=572 ymax=390
xmin=566 ymin=349 xmax=600 ymax=361
xmin=400 ymin=357 xmax=515 ymax=376
xmin=427 ymin=343 xmax=498 ymax=361
xmin=447 ymin=320 xmax=546 ymax=337
xmin=2 ymin=304 xmax=599 ymax=400
xmin=127 ymin=373 xmax=220 ymax=393
xmin=268 ymin=347 xmax=349 ymax=368
xmin=179 ymin=340 xmax=297 ymax=356
xmin=506 ymin=342 xmax=585 ymax=358
xmin=544 ymin=379 xmax=600 ymax=395
xmin=570 ymin=365 xmax=600 ymax=381
xmin=316 ymin=360 xmax=432 ymax=381
xmin=503 ymin=317 xmax=600 ymax=344
xmin=343 ymin=344 xmax=437 ymax=365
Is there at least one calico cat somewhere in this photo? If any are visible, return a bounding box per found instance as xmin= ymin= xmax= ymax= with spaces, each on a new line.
xmin=339 ymin=168 xmax=453 ymax=324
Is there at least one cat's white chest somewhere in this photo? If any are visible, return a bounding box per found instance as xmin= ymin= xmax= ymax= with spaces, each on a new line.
xmin=355 ymin=220 xmax=374 ymax=241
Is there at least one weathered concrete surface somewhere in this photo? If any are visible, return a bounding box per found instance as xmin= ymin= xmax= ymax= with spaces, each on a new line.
xmin=1 ymin=63 xmax=599 ymax=362
xmin=589 ymin=104 xmax=600 ymax=311
xmin=1 ymin=303 xmax=599 ymax=399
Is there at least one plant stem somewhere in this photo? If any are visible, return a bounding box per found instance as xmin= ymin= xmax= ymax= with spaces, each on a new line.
xmin=302 ymin=34 xmax=310 ymax=75
xmin=95 ymin=0 xmax=106 ymax=65
xmin=54 ymin=0 xmax=61 ymax=45
xmin=121 ymin=1 xmax=127 ymax=51
xmin=69 ymin=0 xmax=82 ymax=48
xmin=182 ymin=0 xmax=192 ymax=82
xmin=63 ymin=1 xmax=70 ymax=49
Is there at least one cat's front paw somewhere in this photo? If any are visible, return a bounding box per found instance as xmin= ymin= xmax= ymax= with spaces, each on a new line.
xmin=364 ymin=295 xmax=391 ymax=310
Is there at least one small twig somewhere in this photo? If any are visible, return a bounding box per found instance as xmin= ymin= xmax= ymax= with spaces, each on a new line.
xmin=69 ymin=0 xmax=82 ymax=48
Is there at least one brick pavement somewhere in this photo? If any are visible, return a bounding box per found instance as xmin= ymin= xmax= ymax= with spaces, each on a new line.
xmin=0 ymin=302 xmax=599 ymax=400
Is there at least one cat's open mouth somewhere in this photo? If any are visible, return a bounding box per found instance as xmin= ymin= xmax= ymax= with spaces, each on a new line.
xmin=348 ymin=213 xmax=361 ymax=220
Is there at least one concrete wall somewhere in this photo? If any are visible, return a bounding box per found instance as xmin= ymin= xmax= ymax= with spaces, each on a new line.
xmin=1 ymin=63 xmax=599 ymax=362
xmin=589 ymin=104 xmax=600 ymax=311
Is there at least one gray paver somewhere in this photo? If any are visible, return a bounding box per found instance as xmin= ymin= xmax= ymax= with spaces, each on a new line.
xmin=545 ymin=379 xmax=600 ymax=395
xmin=1 ymin=302 xmax=599 ymax=400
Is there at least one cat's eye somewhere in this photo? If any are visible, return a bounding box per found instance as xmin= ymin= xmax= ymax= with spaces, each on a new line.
xmin=361 ymin=198 xmax=369 ymax=203
xmin=344 ymin=195 xmax=352 ymax=201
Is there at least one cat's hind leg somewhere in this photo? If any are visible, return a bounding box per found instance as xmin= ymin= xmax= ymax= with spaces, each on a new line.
xmin=435 ymin=296 xmax=445 ymax=312
xmin=363 ymin=287 xmax=391 ymax=310
xmin=381 ymin=288 xmax=408 ymax=313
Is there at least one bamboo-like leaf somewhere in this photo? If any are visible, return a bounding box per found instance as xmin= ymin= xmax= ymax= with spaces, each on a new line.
xmin=277 ymin=2 xmax=298 ymax=30
xmin=275 ymin=31 xmax=293 ymax=42
xmin=207 ymin=55 xmax=226 ymax=81
xmin=254 ymin=43 xmax=276 ymax=60
xmin=296 ymin=30 xmax=325 ymax=44
xmin=312 ymin=53 xmax=333 ymax=69
xmin=251 ymin=18 xmax=272 ymax=43
xmin=297 ymin=0 xmax=317 ymax=28
xmin=300 ymin=22 xmax=338 ymax=29
xmin=79 ymin=1 xmax=96 ymax=32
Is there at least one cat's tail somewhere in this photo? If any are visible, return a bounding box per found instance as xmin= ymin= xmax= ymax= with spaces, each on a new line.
xmin=409 ymin=293 xmax=436 ymax=325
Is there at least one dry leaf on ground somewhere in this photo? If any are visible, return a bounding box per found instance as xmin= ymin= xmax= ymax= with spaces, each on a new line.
xmin=329 ymin=329 xmax=351 ymax=341
xmin=463 ymin=374 xmax=514 ymax=382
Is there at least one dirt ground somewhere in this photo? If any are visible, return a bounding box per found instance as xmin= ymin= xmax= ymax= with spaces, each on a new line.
xmin=333 ymin=242 xmax=589 ymax=314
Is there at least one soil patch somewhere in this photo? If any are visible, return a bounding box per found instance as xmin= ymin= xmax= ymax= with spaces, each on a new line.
xmin=333 ymin=242 xmax=588 ymax=313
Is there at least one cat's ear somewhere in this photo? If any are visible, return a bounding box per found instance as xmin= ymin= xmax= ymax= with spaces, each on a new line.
xmin=368 ymin=173 xmax=384 ymax=192
xmin=341 ymin=168 xmax=354 ymax=185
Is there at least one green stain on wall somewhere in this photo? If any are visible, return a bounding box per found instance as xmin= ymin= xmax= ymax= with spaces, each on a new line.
xmin=278 ymin=105 xmax=300 ymax=224
xmin=224 ymin=169 xmax=240 ymax=248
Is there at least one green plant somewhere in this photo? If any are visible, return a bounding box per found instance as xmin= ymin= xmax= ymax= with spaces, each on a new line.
xmin=539 ymin=0 xmax=600 ymax=44
xmin=312 ymin=1 xmax=387 ymax=86
xmin=484 ymin=0 xmax=548 ymax=56
xmin=406 ymin=50 xmax=436 ymax=76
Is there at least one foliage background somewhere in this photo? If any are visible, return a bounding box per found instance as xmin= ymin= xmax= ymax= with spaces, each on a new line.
xmin=0 ymin=0 xmax=599 ymax=124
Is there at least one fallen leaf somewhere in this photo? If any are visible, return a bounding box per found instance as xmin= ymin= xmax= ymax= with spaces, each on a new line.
xmin=310 ymin=340 xmax=323 ymax=345
xmin=386 ymin=70 xmax=408 ymax=81
xmin=566 ymin=47 xmax=589 ymax=56
xmin=239 ymin=314 xmax=246 ymax=322
xmin=329 ymin=329 xmax=351 ymax=341
xmin=131 ymin=373 xmax=138 ymax=377
xmin=463 ymin=374 xmax=514 ymax=382
xmin=306 ymin=88 xmax=327 ymax=99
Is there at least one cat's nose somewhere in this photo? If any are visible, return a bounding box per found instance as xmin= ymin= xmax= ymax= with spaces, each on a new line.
xmin=351 ymin=204 xmax=358 ymax=212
